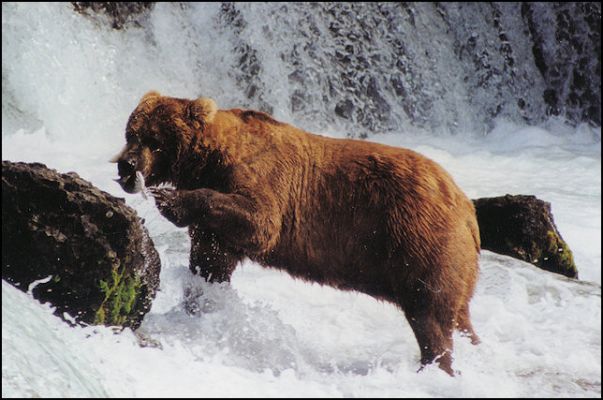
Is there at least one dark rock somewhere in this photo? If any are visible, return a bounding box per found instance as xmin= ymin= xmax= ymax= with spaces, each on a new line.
xmin=72 ymin=2 xmax=154 ymax=30
xmin=473 ymin=194 xmax=578 ymax=278
xmin=334 ymin=99 xmax=354 ymax=120
xmin=2 ymin=161 xmax=161 ymax=329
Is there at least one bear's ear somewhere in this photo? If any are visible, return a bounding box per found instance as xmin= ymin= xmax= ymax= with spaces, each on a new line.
xmin=140 ymin=90 xmax=161 ymax=103
xmin=190 ymin=97 xmax=217 ymax=124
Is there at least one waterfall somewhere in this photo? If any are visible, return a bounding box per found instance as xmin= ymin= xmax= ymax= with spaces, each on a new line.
xmin=2 ymin=2 xmax=600 ymax=140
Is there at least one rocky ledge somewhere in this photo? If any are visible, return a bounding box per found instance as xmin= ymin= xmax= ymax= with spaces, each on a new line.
xmin=2 ymin=161 xmax=161 ymax=329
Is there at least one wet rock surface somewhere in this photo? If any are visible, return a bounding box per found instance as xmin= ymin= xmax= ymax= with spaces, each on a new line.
xmin=69 ymin=3 xmax=599 ymax=133
xmin=522 ymin=2 xmax=601 ymax=126
xmin=473 ymin=194 xmax=578 ymax=278
xmin=2 ymin=161 xmax=161 ymax=329
xmin=215 ymin=3 xmax=600 ymax=134
xmin=72 ymin=2 xmax=154 ymax=30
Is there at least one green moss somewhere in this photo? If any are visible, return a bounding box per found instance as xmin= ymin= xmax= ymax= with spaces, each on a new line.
xmin=95 ymin=307 xmax=106 ymax=324
xmin=545 ymin=230 xmax=576 ymax=274
xmin=545 ymin=230 xmax=558 ymax=252
xmin=122 ymin=276 xmax=140 ymax=314
xmin=530 ymin=243 xmax=542 ymax=263
xmin=94 ymin=263 xmax=142 ymax=326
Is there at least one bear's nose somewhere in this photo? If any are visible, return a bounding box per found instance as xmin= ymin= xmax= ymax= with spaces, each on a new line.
xmin=117 ymin=159 xmax=136 ymax=177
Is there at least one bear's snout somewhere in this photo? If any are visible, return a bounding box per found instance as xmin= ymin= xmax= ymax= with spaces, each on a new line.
xmin=117 ymin=158 xmax=136 ymax=178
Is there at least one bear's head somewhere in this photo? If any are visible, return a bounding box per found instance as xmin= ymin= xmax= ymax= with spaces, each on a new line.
xmin=112 ymin=91 xmax=217 ymax=193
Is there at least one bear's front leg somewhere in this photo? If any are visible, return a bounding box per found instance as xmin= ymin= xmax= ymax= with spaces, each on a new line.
xmin=189 ymin=228 xmax=241 ymax=283
xmin=149 ymin=187 xmax=198 ymax=227
xmin=150 ymin=187 xmax=277 ymax=256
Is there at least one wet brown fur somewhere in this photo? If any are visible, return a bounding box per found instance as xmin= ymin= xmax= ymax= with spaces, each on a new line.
xmin=113 ymin=92 xmax=481 ymax=375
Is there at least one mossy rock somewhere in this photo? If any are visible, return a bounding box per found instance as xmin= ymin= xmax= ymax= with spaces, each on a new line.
xmin=2 ymin=161 xmax=161 ymax=329
xmin=473 ymin=194 xmax=578 ymax=278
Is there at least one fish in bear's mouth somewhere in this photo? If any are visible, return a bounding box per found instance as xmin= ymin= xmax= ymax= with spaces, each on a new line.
xmin=115 ymin=171 xmax=147 ymax=198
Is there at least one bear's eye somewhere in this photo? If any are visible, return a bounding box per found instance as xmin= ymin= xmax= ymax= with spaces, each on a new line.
xmin=142 ymin=137 xmax=161 ymax=151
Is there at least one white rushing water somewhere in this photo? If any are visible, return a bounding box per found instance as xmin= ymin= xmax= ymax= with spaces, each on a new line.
xmin=2 ymin=3 xmax=601 ymax=397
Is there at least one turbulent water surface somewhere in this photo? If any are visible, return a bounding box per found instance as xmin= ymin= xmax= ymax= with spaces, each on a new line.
xmin=2 ymin=3 xmax=601 ymax=397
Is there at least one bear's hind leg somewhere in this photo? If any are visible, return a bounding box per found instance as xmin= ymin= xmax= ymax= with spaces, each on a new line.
xmin=456 ymin=303 xmax=480 ymax=345
xmin=397 ymin=283 xmax=457 ymax=376
xmin=405 ymin=307 xmax=455 ymax=376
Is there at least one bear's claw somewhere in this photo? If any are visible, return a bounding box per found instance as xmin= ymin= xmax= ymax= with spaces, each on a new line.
xmin=149 ymin=187 xmax=188 ymax=227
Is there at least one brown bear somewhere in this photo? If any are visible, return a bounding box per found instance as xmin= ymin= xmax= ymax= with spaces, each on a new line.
xmin=112 ymin=91 xmax=481 ymax=375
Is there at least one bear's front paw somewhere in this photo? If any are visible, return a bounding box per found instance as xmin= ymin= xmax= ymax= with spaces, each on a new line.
xmin=149 ymin=187 xmax=190 ymax=227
